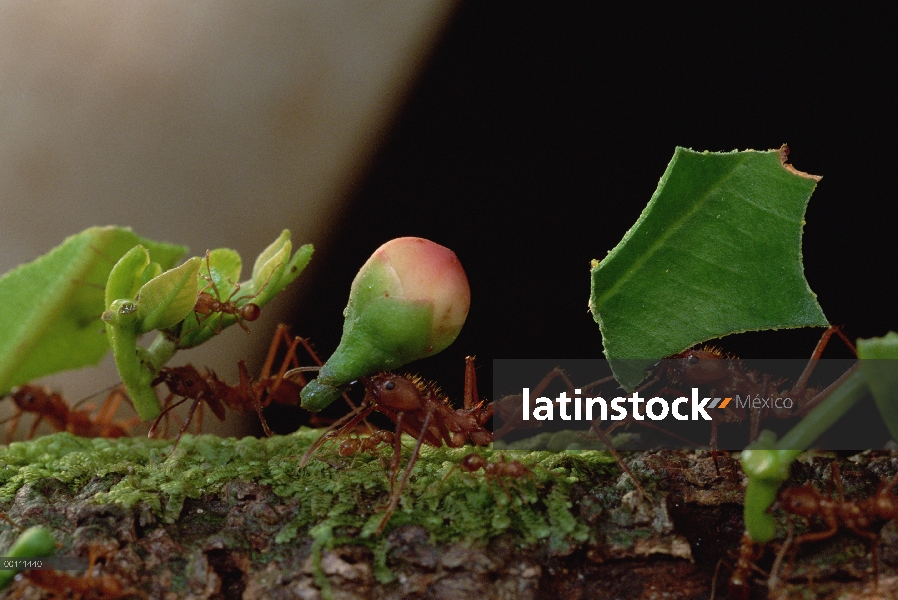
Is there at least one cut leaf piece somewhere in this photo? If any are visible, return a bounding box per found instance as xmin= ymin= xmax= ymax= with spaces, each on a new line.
xmin=0 ymin=227 xmax=185 ymax=395
xmin=590 ymin=146 xmax=828 ymax=390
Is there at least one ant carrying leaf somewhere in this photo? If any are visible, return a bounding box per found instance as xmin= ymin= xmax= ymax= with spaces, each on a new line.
xmin=299 ymin=357 xmax=492 ymax=533
xmin=101 ymin=230 xmax=313 ymax=421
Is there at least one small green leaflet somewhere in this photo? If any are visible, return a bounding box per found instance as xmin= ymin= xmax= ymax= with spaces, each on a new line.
xmin=0 ymin=226 xmax=186 ymax=395
xmin=590 ymin=146 xmax=828 ymax=390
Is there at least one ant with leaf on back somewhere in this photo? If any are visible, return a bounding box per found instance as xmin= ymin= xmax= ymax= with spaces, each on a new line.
xmin=575 ymin=326 xmax=858 ymax=474
xmin=297 ymin=356 xmax=494 ymax=532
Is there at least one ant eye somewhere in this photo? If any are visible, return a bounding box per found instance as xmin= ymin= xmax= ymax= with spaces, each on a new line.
xmin=384 ymin=381 xmax=395 ymax=391
xmin=688 ymin=355 xmax=699 ymax=365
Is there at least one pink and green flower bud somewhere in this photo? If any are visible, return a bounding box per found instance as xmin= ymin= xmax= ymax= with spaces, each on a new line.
xmin=300 ymin=237 xmax=470 ymax=411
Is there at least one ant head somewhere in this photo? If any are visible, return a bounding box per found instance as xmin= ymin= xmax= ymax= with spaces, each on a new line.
xmin=778 ymin=483 xmax=821 ymax=517
xmin=367 ymin=374 xmax=423 ymax=410
xmin=665 ymin=348 xmax=729 ymax=384
xmin=461 ymin=453 xmax=486 ymax=471
xmin=11 ymin=386 xmax=49 ymax=411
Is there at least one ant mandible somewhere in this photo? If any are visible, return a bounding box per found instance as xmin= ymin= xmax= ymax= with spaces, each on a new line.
xmin=300 ymin=356 xmax=492 ymax=532
xmin=1 ymin=385 xmax=140 ymax=443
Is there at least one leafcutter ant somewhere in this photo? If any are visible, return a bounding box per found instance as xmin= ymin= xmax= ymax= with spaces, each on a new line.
xmin=338 ymin=430 xmax=395 ymax=457
xmin=149 ymin=324 xmax=309 ymax=449
xmin=709 ymin=531 xmax=767 ymax=600
xmin=190 ymin=250 xmax=267 ymax=335
xmin=1 ymin=385 xmax=140 ymax=443
xmin=593 ymin=326 xmax=858 ymax=472
xmin=300 ymin=356 xmax=493 ymax=532
xmin=777 ymin=461 xmax=898 ymax=584
xmin=439 ymin=453 xmax=539 ymax=504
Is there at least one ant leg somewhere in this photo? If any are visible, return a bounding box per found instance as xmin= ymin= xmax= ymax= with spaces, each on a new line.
xmin=92 ymin=386 xmax=128 ymax=434
xmin=493 ymin=367 xmax=568 ymax=440
xmin=588 ymin=420 xmax=647 ymax=497
xmin=792 ymin=361 xmax=862 ymax=418
xmin=26 ymin=412 xmax=46 ymax=440
xmin=377 ymin=409 xmax=434 ymax=533
xmin=147 ymin=395 xmax=189 ymax=439
xmin=793 ymin=326 xmax=857 ymax=393
xmin=171 ymin=398 xmax=204 ymax=452
xmin=387 ymin=413 xmax=406 ymax=493
xmin=299 ymin=404 xmax=375 ymax=467
xmin=463 ymin=356 xmax=478 ymax=410
xmin=4 ymin=411 xmax=22 ymax=444
xmin=767 ymin=526 xmax=794 ymax=594
xmin=283 ymin=334 xmax=358 ymax=412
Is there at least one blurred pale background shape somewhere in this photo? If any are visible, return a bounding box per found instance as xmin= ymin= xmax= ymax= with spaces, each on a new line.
xmin=0 ymin=0 xmax=456 ymax=438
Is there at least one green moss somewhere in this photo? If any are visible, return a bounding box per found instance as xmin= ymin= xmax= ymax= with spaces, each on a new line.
xmin=0 ymin=430 xmax=628 ymax=551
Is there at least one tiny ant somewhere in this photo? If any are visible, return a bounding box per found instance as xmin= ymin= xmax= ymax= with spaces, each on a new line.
xmin=300 ymin=356 xmax=493 ymax=532
xmin=777 ymin=461 xmax=898 ymax=584
xmin=149 ymin=324 xmax=311 ymax=449
xmin=338 ymin=430 xmax=395 ymax=457
xmin=190 ymin=250 xmax=267 ymax=334
xmin=440 ymin=453 xmax=537 ymax=503
xmin=1 ymin=385 xmax=140 ymax=443
xmin=716 ymin=532 xmax=766 ymax=600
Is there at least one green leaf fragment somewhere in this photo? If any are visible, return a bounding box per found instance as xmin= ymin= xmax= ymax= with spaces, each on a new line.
xmin=173 ymin=231 xmax=313 ymax=349
xmin=590 ymin=146 xmax=828 ymax=390
xmin=0 ymin=227 xmax=185 ymax=395
xmin=136 ymin=257 xmax=201 ymax=332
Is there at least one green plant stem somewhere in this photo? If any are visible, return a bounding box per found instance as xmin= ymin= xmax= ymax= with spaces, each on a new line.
xmin=742 ymin=363 xmax=867 ymax=542
xmin=776 ymin=364 xmax=866 ymax=450
xmin=146 ymin=334 xmax=178 ymax=371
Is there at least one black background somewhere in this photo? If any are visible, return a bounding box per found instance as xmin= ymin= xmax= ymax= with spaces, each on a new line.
xmin=287 ymin=4 xmax=895 ymax=415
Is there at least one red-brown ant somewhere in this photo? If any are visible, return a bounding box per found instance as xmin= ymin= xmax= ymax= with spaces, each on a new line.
xmin=716 ymin=532 xmax=766 ymax=600
xmin=338 ymin=430 xmax=395 ymax=457
xmin=149 ymin=324 xmax=308 ymax=449
xmin=16 ymin=545 xmax=145 ymax=599
xmin=190 ymin=250 xmax=266 ymax=334
xmin=441 ymin=453 xmax=537 ymax=503
xmin=300 ymin=356 xmax=493 ymax=532
xmin=777 ymin=461 xmax=898 ymax=584
xmin=594 ymin=326 xmax=858 ymax=472
xmin=1 ymin=385 xmax=140 ymax=443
